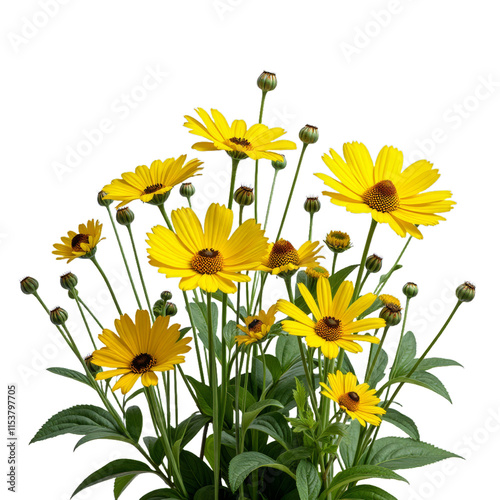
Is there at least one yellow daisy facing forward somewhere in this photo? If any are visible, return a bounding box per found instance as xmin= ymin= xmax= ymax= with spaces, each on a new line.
xmin=320 ymin=371 xmax=386 ymax=426
xmin=147 ymin=203 xmax=268 ymax=294
xmin=102 ymin=155 xmax=203 ymax=208
xmin=316 ymin=143 xmax=455 ymax=239
xmin=235 ymin=305 xmax=278 ymax=347
xmin=93 ymin=310 xmax=191 ymax=394
xmin=184 ymin=108 xmax=296 ymax=161
xmin=52 ymin=219 xmax=104 ymax=263
xmin=278 ymin=278 xmax=386 ymax=358
xmin=260 ymin=239 xmax=323 ymax=276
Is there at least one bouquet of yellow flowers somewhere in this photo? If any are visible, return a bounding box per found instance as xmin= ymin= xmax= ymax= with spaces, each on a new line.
xmin=22 ymin=71 xmax=475 ymax=500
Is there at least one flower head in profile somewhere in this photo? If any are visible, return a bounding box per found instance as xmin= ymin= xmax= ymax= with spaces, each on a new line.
xmin=235 ymin=305 xmax=278 ymax=347
xmin=316 ymin=143 xmax=455 ymax=239
xmin=102 ymin=156 xmax=203 ymax=208
xmin=184 ymin=108 xmax=296 ymax=161
xmin=260 ymin=239 xmax=323 ymax=276
xmin=320 ymin=371 xmax=386 ymax=426
xmin=147 ymin=203 xmax=268 ymax=294
xmin=277 ymin=278 xmax=385 ymax=358
xmin=379 ymin=294 xmax=401 ymax=307
xmin=325 ymin=231 xmax=352 ymax=253
xmin=52 ymin=219 xmax=104 ymax=263
xmin=92 ymin=310 xmax=191 ymax=394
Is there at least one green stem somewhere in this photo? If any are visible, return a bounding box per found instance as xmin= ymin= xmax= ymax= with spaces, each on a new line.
xmin=228 ymin=158 xmax=240 ymax=210
xmin=106 ymin=205 xmax=142 ymax=309
xmin=182 ymin=291 xmax=206 ymax=384
xmin=71 ymin=287 xmax=97 ymax=350
xmin=276 ymin=143 xmax=308 ymax=241
xmin=259 ymin=343 xmax=267 ymax=399
xmin=239 ymin=204 xmax=244 ymax=225
xmin=126 ymin=225 xmax=153 ymax=318
xmin=331 ymin=253 xmax=338 ymax=277
xmin=375 ymin=236 xmax=413 ymax=295
xmin=353 ymin=219 xmax=378 ymax=302
xmin=390 ymin=297 xmax=411 ymax=379
xmin=264 ymin=169 xmax=279 ymax=231
xmin=359 ymin=270 xmax=371 ymax=294
xmin=365 ymin=326 xmax=389 ymax=383
xmin=308 ymin=212 xmax=314 ymax=241
xmin=90 ymin=256 xmax=122 ymax=315
xmin=77 ymin=297 xmax=104 ymax=330
xmin=158 ymin=204 xmax=174 ymax=231
xmin=253 ymin=90 xmax=267 ymax=222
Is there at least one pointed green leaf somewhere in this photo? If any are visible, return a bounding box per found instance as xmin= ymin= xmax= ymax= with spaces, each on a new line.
xmin=340 ymin=484 xmax=397 ymax=499
xmin=296 ymin=460 xmax=321 ymax=500
xmin=248 ymin=412 xmax=292 ymax=450
xmin=382 ymin=409 xmax=419 ymax=441
xmin=114 ymin=475 xmax=136 ymax=499
xmin=340 ymin=420 xmax=361 ymax=468
xmin=74 ymin=431 xmax=131 ymax=450
xmin=367 ymin=343 xmax=388 ymax=387
xmin=241 ymin=399 xmax=284 ymax=437
xmin=139 ymin=488 xmax=182 ymax=499
xmin=391 ymin=332 xmax=416 ymax=378
xmin=416 ymin=357 xmax=463 ymax=371
xmin=47 ymin=367 xmax=92 ymax=387
xmin=179 ymin=450 xmax=214 ymax=496
xmin=276 ymin=334 xmax=301 ymax=370
xmin=125 ymin=405 xmax=143 ymax=442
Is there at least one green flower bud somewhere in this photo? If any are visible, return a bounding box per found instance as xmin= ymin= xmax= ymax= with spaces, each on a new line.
xmin=97 ymin=190 xmax=113 ymax=207
xmin=68 ymin=289 xmax=79 ymax=299
xmin=325 ymin=231 xmax=352 ymax=254
xmin=180 ymin=182 xmax=195 ymax=198
xmin=234 ymin=186 xmax=254 ymax=206
xmin=380 ymin=304 xmax=402 ymax=326
xmin=165 ymin=302 xmax=178 ymax=316
xmin=257 ymin=71 xmax=277 ymax=92
xmin=50 ymin=307 xmax=68 ymax=325
xmin=403 ymin=282 xmax=419 ymax=299
xmin=365 ymin=254 xmax=383 ymax=273
xmin=116 ymin=207 xmax=135 ymax=226
xmin=20 ymin=276 xmax=39 ymax=295
xmin=60 ymin=272 xmax=78 ymax=290
xmin=84 ymin=354 xmax=102 ymax=376
xmin=456 ymin=282 xmax=475 ymax=302
xmin=153 ymin=299 xmax=165 ymax=318
xmin=271 ymin=155 xmax=287 ymax=170
xmin=304 ymin=196 xmax=321 ymax=214
xmin=299 ymin=125 xmax=319 ymax=145
xmin=161 ymin=291 xmax=172 ymax=301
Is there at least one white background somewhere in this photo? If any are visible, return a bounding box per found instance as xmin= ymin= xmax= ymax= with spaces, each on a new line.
xmin=1 ymin=1 xmax=497 ymax=499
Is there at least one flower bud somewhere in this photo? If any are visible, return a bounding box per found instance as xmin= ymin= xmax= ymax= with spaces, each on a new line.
xmin=116 ymin=207 xmax=135 ymax=226
xmin=84 ymin=354 xmax=102 ymax=376
xmin=153 ymin=300 xmax=165 ymax=318
xmin=20 ymin=276 xmax=39 ymax=295
xmin=180 ymin=182 xmax=195 ymax=198
xmin=60 ymin=272 xmax=78 ymax=290
xmin=161 ymin=291 xmax=172 ymax=301
xmin=304 ymin=196 xmax=321 ymax=214
xmin=365 ymin=254 xmax=383 ymax=273
xmin=50 ymin=307 xmax=68 ymax=325
xmin=299 ymin=125 xmax=319 ymax=145
xmin=456 ymin=282 xmax=475 ymax=302
xmin=305 ymin=266 xmax=330 ymax=280
xmin=403 ymin=282 xmax=419 ymax=299
xmin=325 ymin=231 xmax=352 ymax=254
xmin=380 ymin=303 xmax=402 ymax=326
xmin=271 ymin=156 xmax=287 ymax=170
xmin=257 ymin=71 xmax=277 ymax=92
xmin=234 ymin=186 xmax=254 ymax=206
xmin=165 ymin=302 xmax=178 ymax=316
xmin=97 ymin=190 xmax=113 ymax=207
xmin=68 ymin=289 xmax=78 ymax=299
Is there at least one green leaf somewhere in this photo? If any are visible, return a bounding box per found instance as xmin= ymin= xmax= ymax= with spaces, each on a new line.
xmin=259 ymin=354 xmax=282 ymax=383
xmin=318 ymin=422 xmax=349 ymax=441
xmin=174 ymin=413 xmax=211 ymax=449
xmin=179 ymin=326 xmax=191 ymax=339
xmin=72 ymin=459 xmax=153 ymax=497
xmin=368 ymin=437 xmax=461 ymax=470
xmin=277 ymin=447 xmax=314 ymax=467
xmin=340 ymin=420 xmax=361 ymax=468
xmin=319 ymin=466 xmax=407 ymax=499
xmin=416 ymin=357 xmax=463 ymax=371
xmin=295 ymin=270 xmax=310 ymax=298
xmin=293 ymin=377 xmax=308 ymax=414
xmin=124 ymin=388 xmax=144 ymax=404
xmin=185 ymin=376 xmax=214 ymax=416
xmin=193 ymin=486 xmax=234 ymax=499
xmin=114 ymin=475 xmax=136 ymax=499
xmin=74 ymin=431 xmax=131 ymax=450
xmin=377 ymin=264 xmax=403 ymax=287
xmin=378 ymin=372 xmax=452 ymax=402
xmin=190 ymin=301 xmax=221 ymax=362
xmin=30 ymin=405 xmax=122 ymax=444
xmin=382 ymin=409 xmax=419 ymax=440
xmin=125 ymin=406 xmax=143 ymax=442
xmin=329 ymin=265 xmax=359 ymax=296
xmin=276 ymin=334 xmax=301 ymax=370
xmin=228 ymin=452 xmax=296 ymax=492
xmin=340 ymin=484 xmax=397 ymax=499
xmin=139 ymin=488 xmax=182 ymax=499
xmin=391 ymin=332 xmax=416 ymax=378
xmin=47 ymin=367 xmax=92 ymax=387
xmin=143 ymin=436 xmax=165 ymax=466
xmin=367 ymin=343 xmax=388 ymax=387
xmin=179 ymin=450 xmax=214 ymax=496
xmin=223 ymin=320 xmax=238 ymax=349
xmin=357 ymin=298 xmax=383 ymax=320
xmin=296 ymin=460 xmax=321 ymax=500
xmin=248 ymin=412 xmax=292 ymax=450
xmin=241 ymin=399 xmax=284 ymax=437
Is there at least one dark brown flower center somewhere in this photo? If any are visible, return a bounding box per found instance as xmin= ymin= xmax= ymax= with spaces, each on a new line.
xmin=191 ymin=248 xmax=224 ymax=275
xmin=143 ymin=183 xmax=164 ymax=194
xmin=363 ymin=180 xmax=400 ymax=213
xmin=268 ymin=239 xmax=300 ymax=269
xmin=315 ymin=317 xmax=342 ymax=341
xmin=229 ymin=137 xmax=251 ymax=147
xmin=71 ymin=234 xmax=90 ymax=252
xmin=339 ymin=391 xmax=360 ymax=411
xmin=248 ymin=319 xmax=263 ymax=332
xmin=130 ymin=353 xmax=156 ymax=374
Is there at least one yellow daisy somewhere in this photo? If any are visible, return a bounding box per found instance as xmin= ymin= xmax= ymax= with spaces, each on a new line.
xmin=147 ymin=203 xmax=268 ymax=294
xmin=305 ymin=266 xmax=330 ymax=280
xmin=260 ymin=239 xmax=323 ymax=276
xmin=52 ymin=219 xmax=104 ymax=263
xmin=93 ymin=310 xmax=191 ymax=394
xmin=184 ymin=108 xmax=296 ymax=161
xmin=277 ymin=278 xmax=385 ymax=358
xmin=316 ymin=142 xmax=456 ymax=239
xmin=235 ymin=305 xmax=278 ymax=346
xmin=102 ymin=155 xmax=203 ymax=208
xmin=320 ymin=371 xmax=386 ymax=426
xmin=379 ymin=294 xmax=401 ymax=307
xmin=325 ymin=231 xmax=352 ymax=253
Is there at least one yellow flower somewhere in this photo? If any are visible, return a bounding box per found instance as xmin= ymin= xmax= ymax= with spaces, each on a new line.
xmin=320 ymin=371 xmax=386 ymax=426
xmin=184 ymin=108 xmax=296 ymax=161
xmin=260 ymin=239 xmax=323 ymax=276
xmin=277 ymin=278 xmax=385 ymax=358
xmin=325 ymin=231 xmax=352 ymax=253
xmin=305 ymin=266 xmax=330 ymax=280
xmin=147 ymin=203 xmax=268 ymax=294
xmin=235 ymin=305 xmax=278 ymax=346
xmin=93 ymin=310 xmax=191 ymax=394
xmin=379 ymin=294 xmax=401 ymax=307
xmin=316 ymin=143 xmax=456 ymax=239
xmin=52 ymin=219 xmax=104 ymax=263
xmin=102 ymin=156 xmax=203 ymax=208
